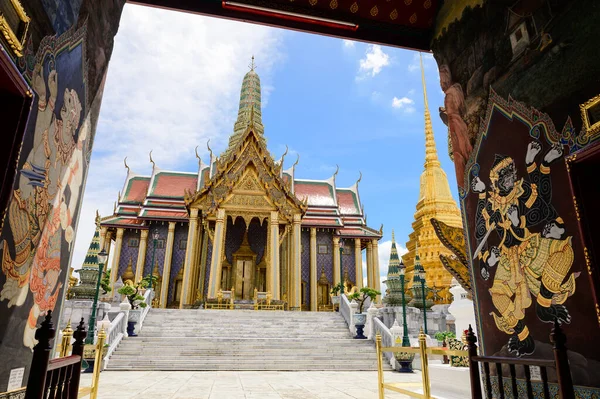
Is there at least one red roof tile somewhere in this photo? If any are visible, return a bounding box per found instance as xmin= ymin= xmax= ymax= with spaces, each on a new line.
xmin=294 ymin=181 xmax=336 ymax=207
xmin=336 ymin=190 xmax=360 ymax=215
xmin=141 ymin=210 xmax=188 ymax=219
xmin=150 ymin=172 xmax=197 ymax=198
xmin=123 ymin=177 xmax=150 ymax=204
xmin=301 ymin=217 xmax=341 ymax=226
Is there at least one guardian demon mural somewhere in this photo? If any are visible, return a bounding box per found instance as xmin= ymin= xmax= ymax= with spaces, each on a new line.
xmin=463 ymin=90 xmax=600 ymax=389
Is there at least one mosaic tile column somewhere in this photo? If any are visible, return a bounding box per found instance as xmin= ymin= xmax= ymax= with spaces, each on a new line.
xmin=207 ymin=209 xmax=226 ymax=299
xmin=310 ymin=227 xmax=317 ymax=311
xmin=197 ymin=223 xmax=209 ymax=301
xmin=333 ymin=236 xmax=341 ymax=289
xmin=160 ymin=222 xmax=176 ymax=308
xmin=269 ymin=211 xmax=280 ymax=300
xmin=366 ymin=240 xmax=373 ymax=288
xmin=291 ymin=214 xmax=302 ymax=310
xmin=372 ymin=239 xmax=381 ymax=300
xmin=181 ymin=208 xmax=199 ymax=308
xmin=109 ymin=228 xmax=124 ymax=293
xmin=354 ymin=238 xmax=363 ymax=289
xmin=134 ymin=229 xmax=149 ymax=283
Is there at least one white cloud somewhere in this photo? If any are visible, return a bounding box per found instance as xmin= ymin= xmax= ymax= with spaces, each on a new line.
xmin=408 ymin=51 xmax=435 ymax=72
xmin=71 ymin=4 xmax=285 ymax=270
xmin=342 ymin=39 xmax=355 ymax=49
xmin=392 ymin=96 xmax=416 ymax=113
xmin=358 ymin=45 xmax=390 ymax=78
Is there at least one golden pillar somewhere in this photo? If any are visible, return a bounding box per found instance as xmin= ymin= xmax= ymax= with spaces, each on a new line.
xmin=109 ymin=228 xmax=124 ymax=292
xmin=197 ymin=223 xmax=209 ymax=301
xmin=207 ymin=208 xmax=226 ymax=299
xmin=268 ymin=211 xmax=280 ymax=299
xmin=99 ymin=226 xmax=108 ymax=254
xmin=160 ymin=222 xmax=176 ymax=308
xmin=366 ymin=240 xmax=373 ymax=288
xmin=104 ymin=230 xmax=113 ymax=260
xmin=310 ymin=227 xmax=317 ymax=311
xmin=191 ymin=221 xmax=203 ymax=299
xmin=372 ymin=239 xmax=381 ymax=299
xmin=333 ymin=236 xmax=341 ymax=288
xmin=134 ymin=229 xmax=149 ymax=283
xmin=291 ymin=214 xmax=302 ymax=310
xmin=354 ymin=238 xmax=363 ymax=289
xmin=180 ymin=208 xmax=199 ymax=308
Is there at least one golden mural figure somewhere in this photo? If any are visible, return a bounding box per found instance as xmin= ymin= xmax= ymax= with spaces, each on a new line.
xmin=471 ymin=140 xmax=579 ymax=356
xmin=0 ymin=60 xmax=86 ymax=348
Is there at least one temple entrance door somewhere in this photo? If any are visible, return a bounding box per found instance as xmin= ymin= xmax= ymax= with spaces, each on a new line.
xmin=235 ymin=258 xmax=254 ymax=299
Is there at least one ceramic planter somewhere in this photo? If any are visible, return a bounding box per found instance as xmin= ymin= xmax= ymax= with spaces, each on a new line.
xmin=354 ymin=313 xmax=367 ymax=339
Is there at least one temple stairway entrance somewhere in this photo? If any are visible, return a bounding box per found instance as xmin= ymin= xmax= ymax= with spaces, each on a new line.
xmin=106 ymin=309 xmax=384 ymax=371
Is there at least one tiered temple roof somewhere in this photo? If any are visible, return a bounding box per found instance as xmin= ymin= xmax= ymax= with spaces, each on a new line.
xmin=102 ymin=60 xmax=380 ymax=240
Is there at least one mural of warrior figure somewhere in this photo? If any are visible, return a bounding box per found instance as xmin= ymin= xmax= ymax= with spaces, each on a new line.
xmin=471 ymin=140 xmax=579 ymax=356
xmin=0 ymin=59 xmax=85 ymax=348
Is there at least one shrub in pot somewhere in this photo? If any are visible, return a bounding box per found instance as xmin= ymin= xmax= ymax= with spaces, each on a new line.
xmin=118 ymin=280 xmax=149 ymax=336
xmin=348 ymin=287 xmax=380 ymax=339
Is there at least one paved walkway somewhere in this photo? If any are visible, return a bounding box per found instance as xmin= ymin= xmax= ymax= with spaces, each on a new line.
xmin=81 ymin=370 xmax=465 ymax=399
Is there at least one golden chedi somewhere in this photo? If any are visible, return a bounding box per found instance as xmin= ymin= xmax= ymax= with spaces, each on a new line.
xmin=401 ymin=55 xmax=463 ymax=303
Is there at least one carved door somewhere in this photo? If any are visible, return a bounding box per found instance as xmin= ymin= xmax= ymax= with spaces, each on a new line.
xmin=236 ymin=258 xmax=253 ymax=299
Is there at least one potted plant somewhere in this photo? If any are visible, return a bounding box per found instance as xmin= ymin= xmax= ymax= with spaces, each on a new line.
xmin=330 ymin=282 xmax=344 ymax=310
xmin=348 ymin=287 xmax=380 ymax=339
xmin=118 ymin=280 xmax=149 ymax=336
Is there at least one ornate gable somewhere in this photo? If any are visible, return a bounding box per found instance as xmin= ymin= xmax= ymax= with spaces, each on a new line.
xmin=185 ymin=127 xmax=307 ymax=222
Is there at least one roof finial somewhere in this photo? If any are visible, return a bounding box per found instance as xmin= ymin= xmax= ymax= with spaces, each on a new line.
xmin=149 ymin=150 xmax=155 ymax=168
xmin=249 ymin=55 xmax=256 ymax=71
xmin=333 ymin=164 xmax=339 ymax=179
xmin=392 ymin=229 xmax=395 ymax=242
xmin=124 ymin=157 xmax=130 ymax=173
xmin=420 ymin=52 xmax=439 ymax=165
xmin=356 ymin=171 xmax=362 ymax=185
xmin=95 ymin=210 xmax=100 ymax=226
xmin=280 ymin=145 xmax=289 ymax=165
xmin=207 ymin=139 xmax=213 ymax=160
xmin=293 ymin=153 xmax=300 ymax=168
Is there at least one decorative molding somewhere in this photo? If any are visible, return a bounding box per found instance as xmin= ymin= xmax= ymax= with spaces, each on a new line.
xmin=0 ymin=0 xmax=30 ymax=57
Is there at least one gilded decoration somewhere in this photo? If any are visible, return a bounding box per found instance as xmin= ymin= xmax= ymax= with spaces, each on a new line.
xmin=0 ymin=0 xmax=30 ymax=57
xmin=580 ymin=93 xmax=600 ymax=138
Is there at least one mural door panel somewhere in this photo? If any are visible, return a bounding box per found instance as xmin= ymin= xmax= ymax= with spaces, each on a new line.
xmin=462 ymin=90 xmax=600 ymax=390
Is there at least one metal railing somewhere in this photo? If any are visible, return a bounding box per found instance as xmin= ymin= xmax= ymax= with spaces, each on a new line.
xmin=376 ymin=328 xmax=470 ymax=399
xmin=376 ymin=322 xmax=575 ymax=399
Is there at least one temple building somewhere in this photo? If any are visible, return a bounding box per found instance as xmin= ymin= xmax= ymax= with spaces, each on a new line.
xmin=401 ymin=56 xmax=463 ymax=303
xmin=98 ymin=61 xmax=382 ymax=310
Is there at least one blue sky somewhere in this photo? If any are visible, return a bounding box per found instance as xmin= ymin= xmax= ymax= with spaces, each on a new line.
xmin=72 ymin=4 xmax=459 ymax=288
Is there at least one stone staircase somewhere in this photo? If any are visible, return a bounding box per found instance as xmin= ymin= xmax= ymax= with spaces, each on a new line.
xmin=107 ymin=309 xmax=383 ymax=371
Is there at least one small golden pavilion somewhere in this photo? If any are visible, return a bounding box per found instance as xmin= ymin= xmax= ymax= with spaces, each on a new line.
xmin=99 ymin=60 xmax=382 ymax=310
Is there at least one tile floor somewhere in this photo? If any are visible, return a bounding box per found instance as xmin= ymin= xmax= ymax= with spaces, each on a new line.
xmin=80 ymin=370 xmax=466 ymax=399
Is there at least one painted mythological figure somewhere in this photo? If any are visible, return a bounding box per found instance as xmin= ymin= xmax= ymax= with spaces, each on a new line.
xmin=471 ymin=140 xmax=579 ymax=356
xmin=0 ymin=61 xmax=85 ymax=348
xmin=440 ymin=65 xmax=473 ymax=188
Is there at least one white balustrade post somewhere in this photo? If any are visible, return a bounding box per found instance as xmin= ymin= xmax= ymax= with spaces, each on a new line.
xmin=350 ymin=300 xmax=358 ymax=335
xmin=120 ymin=300 xmax=131 ymax=336
xmin=367 ymin=302 xmax=379 ymax=340
xmin=389 ymin=319 xmax=403 ymax=368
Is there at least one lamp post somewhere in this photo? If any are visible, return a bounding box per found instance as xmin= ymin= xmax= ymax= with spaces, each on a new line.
xmin=86 ymin=248 xmax=108 ymax=344
xmin=419 ymin=269 xmax=428 ymax=335
xmin=147 ymin=228 xmax=159 ymax=290
xmin=399 ymin=268 xmax=410 ymax=347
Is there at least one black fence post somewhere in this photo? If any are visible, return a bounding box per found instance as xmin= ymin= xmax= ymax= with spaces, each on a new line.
xmin=467 ymin=324 xmax=483 ymax=399
xmin=68 ymin=318 xmax=87 ymax=399
xmin=550 ymin=320 xmax=575 ymax=399
xmin=25 ymin=311 xmax=56 ymax=399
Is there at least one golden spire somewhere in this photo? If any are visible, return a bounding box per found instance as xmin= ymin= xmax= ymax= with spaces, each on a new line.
xmin=391 ymin=229 xmax=395 ymax=243
xmin=420 ymin=53 xmax=440 ymax=167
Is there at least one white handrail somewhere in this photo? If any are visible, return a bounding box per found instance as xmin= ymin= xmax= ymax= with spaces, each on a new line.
xmin=137 ymin=288 xmax=154 ymax=332
xmin=373 ymin=317 xmax=394 ymax=366
xmin=103 ymin=312 xmax=126 ymax=370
